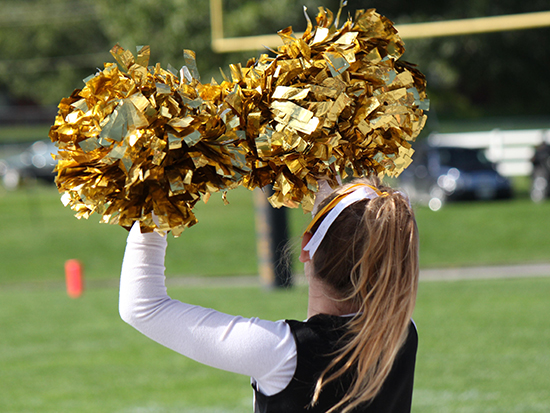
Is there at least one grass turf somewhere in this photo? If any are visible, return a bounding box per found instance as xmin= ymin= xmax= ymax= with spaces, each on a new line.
xmin=1 ymin=183 xmax=550 ymax=284
xmin=413 ymin=277 xmax=550 ymax=412
xmin=1 ymin=180 xmax=549 ymax=412
xmin=1 ymin=277 xmax=549 ymax=412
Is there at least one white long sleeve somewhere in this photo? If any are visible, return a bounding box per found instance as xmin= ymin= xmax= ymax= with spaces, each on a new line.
xmin=119 ymin=223 xmax=297 ymax=396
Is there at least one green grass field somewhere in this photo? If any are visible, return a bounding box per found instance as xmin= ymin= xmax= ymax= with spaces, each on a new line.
xmin=1 ymin=278 xmax=549 ymax=412
xmin=1 ymin=182 xmax=550 ymax=284
xmin=1 ymin=181 xmax=550 ymax=412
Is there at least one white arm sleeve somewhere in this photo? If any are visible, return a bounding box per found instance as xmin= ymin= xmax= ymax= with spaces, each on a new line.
xmin=119 ymin=223 xmax=297 ymax=396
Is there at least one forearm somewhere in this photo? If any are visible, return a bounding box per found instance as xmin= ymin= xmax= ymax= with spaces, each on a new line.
xmin=119 ymin=223 xmax=170 ymax=327
xmin=118 ymin=223 xmax=297 ymax=395
xmin=119 ymin=224 xmax=222 ymax=358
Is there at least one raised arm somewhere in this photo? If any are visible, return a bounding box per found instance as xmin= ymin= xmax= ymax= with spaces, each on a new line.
xmin=119 ymin=223 xmax=297 ymax=395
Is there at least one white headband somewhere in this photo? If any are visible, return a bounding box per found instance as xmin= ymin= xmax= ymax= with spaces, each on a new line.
xmin=303 ymin=185 xmax=382 ymax=259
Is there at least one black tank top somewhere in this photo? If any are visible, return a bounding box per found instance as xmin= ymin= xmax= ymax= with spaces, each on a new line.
xmin=254 ymin=315 xmax=417 ymax=413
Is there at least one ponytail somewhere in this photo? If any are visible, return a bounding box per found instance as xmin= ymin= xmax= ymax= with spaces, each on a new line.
xmin=308 ymin=177 xmax=419 ymax=413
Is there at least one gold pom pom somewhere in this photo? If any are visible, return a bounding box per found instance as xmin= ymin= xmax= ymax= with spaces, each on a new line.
xmin=49 ymin=7 xmax=428 ymax=235
xmin=237 ymin=8 xmax=428 ymax=210
xmin=50 ymin=46 xmax=248 ymax=236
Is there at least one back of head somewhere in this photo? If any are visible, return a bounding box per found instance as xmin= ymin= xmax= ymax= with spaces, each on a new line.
xmin=308 ymin=176 xmax=419 ymax=412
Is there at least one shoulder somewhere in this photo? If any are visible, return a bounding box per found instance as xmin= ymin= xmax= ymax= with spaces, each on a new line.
xmin=285 ymin=314 xmax=352 ymax=355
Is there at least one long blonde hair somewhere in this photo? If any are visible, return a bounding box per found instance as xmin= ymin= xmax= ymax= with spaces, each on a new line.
xmin=308 ymin=176 xmax=419 ymax=413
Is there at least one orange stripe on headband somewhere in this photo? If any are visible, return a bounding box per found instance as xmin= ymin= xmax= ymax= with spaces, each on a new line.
xmin=304 ymin=184 xmax=386 ymax=235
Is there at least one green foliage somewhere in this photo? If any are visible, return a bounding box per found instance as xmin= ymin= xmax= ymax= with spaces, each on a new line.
xmin=91 ymin=0 xmax=344 ymax=88
xmin=0 ymin=0 xmax=342 ymax=105
xmin=1 ymin=0 xmax=549 ymax=121
xmin=0 ymin=1 xmax=110 ymax=104
xmin=365 ymin=0 xmax=550 ymax=119
xmin=1 ymin=278 xmax=549 ymax=412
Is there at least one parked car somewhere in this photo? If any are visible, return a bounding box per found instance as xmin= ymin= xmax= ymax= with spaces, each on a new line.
xmin=400 ymin=144 xmax=513 ymax=210
xmin=0 ymin=140 xmax=58 ymax=189
xmin=530 ymin=142 xmax=550 ymax=202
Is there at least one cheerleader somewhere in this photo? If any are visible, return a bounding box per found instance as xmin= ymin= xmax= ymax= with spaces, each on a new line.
xmin=119 ymin=176 xmax=419 ymax=412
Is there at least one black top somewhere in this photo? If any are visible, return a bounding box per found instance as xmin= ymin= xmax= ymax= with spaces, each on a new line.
xmin=254 ymin=315 xmax=418 ymax=413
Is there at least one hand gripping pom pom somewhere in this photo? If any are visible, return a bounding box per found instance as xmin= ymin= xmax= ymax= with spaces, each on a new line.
xmin=49 ymin=7 xmax=428 ymax=236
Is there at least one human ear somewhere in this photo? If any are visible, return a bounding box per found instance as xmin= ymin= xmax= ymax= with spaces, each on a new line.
xmin=299 ymin=232 xmax=312 ymax=263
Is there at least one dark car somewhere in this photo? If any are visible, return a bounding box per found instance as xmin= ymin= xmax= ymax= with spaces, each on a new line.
xmin=0 ymin=140 xmax=58 ymax=189
xmin=400 ymin=144 xmax=513 ymax=210
xmin=530 ymin=142 xmax=550 ymax=202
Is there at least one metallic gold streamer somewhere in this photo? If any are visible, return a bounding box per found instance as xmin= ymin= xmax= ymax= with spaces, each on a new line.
xmin=49 ymin=6 xmax=428 ymax=235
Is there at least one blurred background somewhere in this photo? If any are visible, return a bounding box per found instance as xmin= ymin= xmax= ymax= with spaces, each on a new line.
xmin=1 ymin=1 xmax=550 ymax=412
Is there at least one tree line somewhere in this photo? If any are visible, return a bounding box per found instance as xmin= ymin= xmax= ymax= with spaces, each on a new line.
xmin=1 ymin=0 xmax=548 ymax=125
